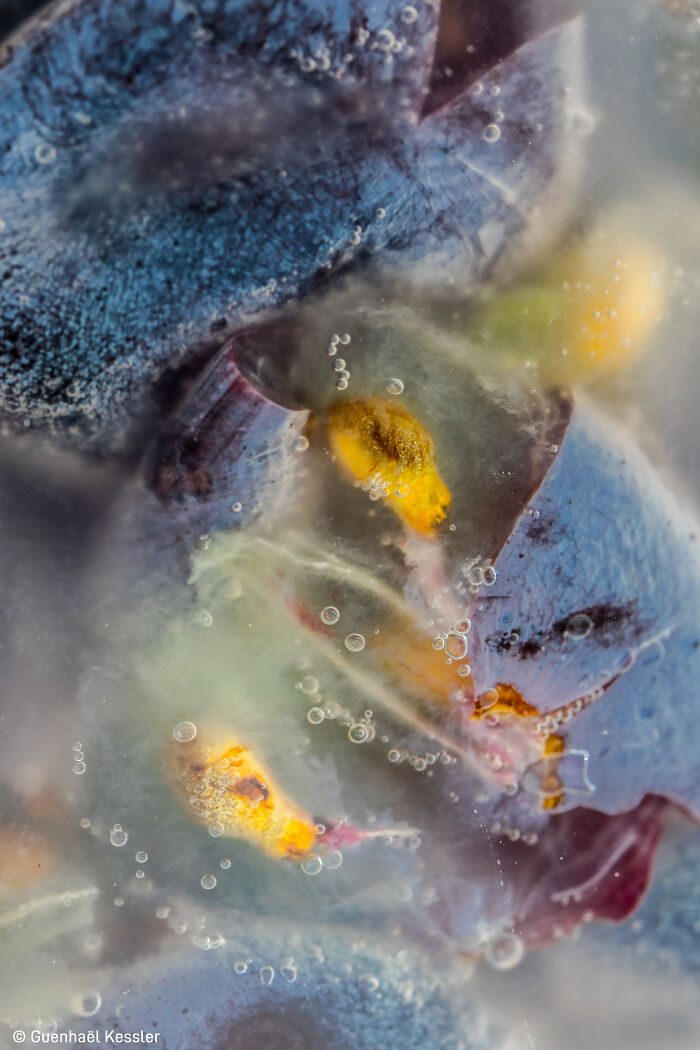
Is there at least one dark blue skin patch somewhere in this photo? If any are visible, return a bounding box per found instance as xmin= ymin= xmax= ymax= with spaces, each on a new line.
xmin=57 ymin=917 xmax=489 ymax=1049
xmin=0 ymin=0 xmax=583 ymax=451
xmin=466 ymin=401 xmax=700 ymax=820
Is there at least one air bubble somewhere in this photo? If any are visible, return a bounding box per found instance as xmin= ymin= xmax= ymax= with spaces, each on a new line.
xmin=301 ymin=854 xmax=323 ymax=875
xmin=344 ymin=633 xmax=366 ymax=652
xmin=336 ymin=377 xmax=349 ymax=391
xmin=208 ymin=821 xmax=225 ymax=837
xmin=486 ymin=932 xmax=524 ymax=970
xmin=232 ymin=502 xmax=242 ymax=513
xmin=348 ymin=723 xmax=371 ymax=744
xmin=135 ymin=851 xmax=148 ymax=863
xmin=457 ymin=664 xmax=471 ymax=677
xmin=300 ymin=675 xmax=319 ymax=695
xmin=323 ymin=850 xmax=343 ymax=869
xmin=200 ymin=874 xmax=217 ymax=890
xmin=483 ymin=124 xmax=501 ymax=143
xmin=432 ymin=636 xmax=445 ymax=651
xmin=155 ymin=906 xmax=170 ymax=919
xmin=220 ymin=858 xmax=232 ymax=870
xmin=76 ymin=992 xmax=101 ymax=1017
xmin=386 ymin=377 xmax=404 ymax=395
xmin=109 ymin=826 xmax=128 ymax=847
xmin=234 ymin=961 xmax=248 ymax=974
xmin=307 ymin=707 xmax=325 ymax=725
xmin=565 ymin=613 xmax=593 ymax=638
xmin=173 ymin=721 xmax=197 ymax=743
xmin=388 ymin=749 xmax=402 ymax=762
xmin=35 ymin=142 xmax=56 ymax=164
xmin=198 ymin=610 xmax=213 ymax=627
xmin=483 ymin=566 xmax=497 ymax=586
xmin=321 ymin=605 xmax=340 ymax=625
xmin=79 ymin=818 xmax=91 ymax=829
xmin=295 ymin=435 xmax=309 ymax=452
xmin=333 ymin=357 xmax=347 ymax=372
xmin=72 ymin=762 xmax=86 ymax=775
xmin=339 ymin=333 xmax=351 ymax=345
xmin=445 ymin=634 xmax=468 ymax=660
xmin=401 ymin=4 xmax=418 ymax=22
xmin=358 ymin=974 xmax=379 ymax=992
xmin=259 ymin=966 xmax=275 ymax=985
xmin=135 ymin=870 xmax=145 ymax=879
xmin=395 ymin=482 xmax=410 ymax=497
xmin=281 ymin=962 xmax=298 ymax=982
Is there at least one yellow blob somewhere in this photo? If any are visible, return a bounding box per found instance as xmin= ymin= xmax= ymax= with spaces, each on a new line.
xmin=548 ymin=229 xmax=666 ymax=383
xmin=471 ymin=227 xmax=666 ymax=386
xmin=166 ymin=733 xmax=317 ymax=860
xmin=327 ymin=398 xmax=451 ymax=534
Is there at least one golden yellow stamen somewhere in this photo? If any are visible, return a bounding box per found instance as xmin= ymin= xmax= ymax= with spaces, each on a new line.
xmin=166 ymin=733 xmax=317 ymax=860
xmin=327 ymin=398 xmax=451 ymax=535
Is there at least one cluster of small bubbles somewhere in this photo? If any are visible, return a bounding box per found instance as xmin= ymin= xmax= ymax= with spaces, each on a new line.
xmin=234 ymin=961 xmax=248 ymax=974
xmin=35 ymin=141 xmax=57 ymax=164
xmin=300 ymin=675 xmax=319 ymax=695
xmin=323 ymin=849 xmax=343 ymax=870
xmin=198 ymin=610 xmax=213 ymax=627
xmin=323 ymin=699 xmax=341 ymax=719
xmin=173 ymin=721 xmax=197 ymax=743
xmin=358 ymin=974 xmax=379 ymax=993
xmin=486 ymin=931 xmax=524 ymax=970
xmin=79 ymin=817 xmax=91 ymax=829
xmin=208 ymin=821 xmax=225 ymax=838
xmin=483 ymin=123 xmax=501 ymax=143
xmin=320 ymin=605 xmax=340 ymax=625
xmin=220 ymin=858 xmax=232 ymax=870
xmin=307 ymin=706 xmax=325 ymax=725
xmin=232 ymin=501 xmax=242 ymax=513
xmin=200 ymin=874 xmax=217 ymax=890
xmin=295 ymin=435 xmax=310 ymax=452
xmin=395 ymin=482 xmax=410 ymax=498
xmin=348 ymin=722 xmax=374 ymax=744
xmin=344 ymin=633 xmax=366 ymax=652
xmin=401 ymin=4 xmax=418 ymax=22
xmin=301 ymin=854 xmax=323 ymax=875
xmin=386 ymin=377 xmax=404 ymax=395
xmin=109 ymin=825 xmax=128 ymax=848
xmin=468 ymin=566 xmax=485 ymax=587
xmin=72 ymin=739 xmax=86 ymax=775
xmin=135 ymin=850 xmax=148 ymax=864
xmin=565 ymin=612 xmax=593 ymax=639
xmin=326 ymin=334 xmax=339 ymax=356
xmin=75 ymin=991 xmax=101 ymax=1017
xmin=155 ymin=906 xmax=170 ymax=919
xmin=281 ymin=961 xmax=298 ymax=982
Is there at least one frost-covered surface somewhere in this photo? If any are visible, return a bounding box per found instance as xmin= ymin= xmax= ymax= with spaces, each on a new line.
xmin=1 ymin=0 xmax=700 ymax=1048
